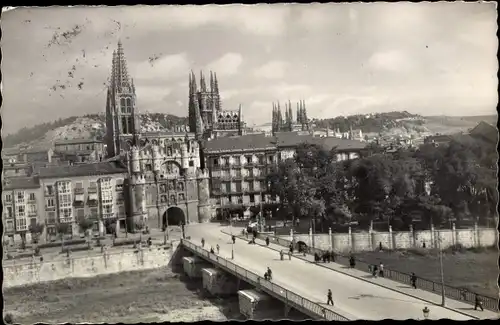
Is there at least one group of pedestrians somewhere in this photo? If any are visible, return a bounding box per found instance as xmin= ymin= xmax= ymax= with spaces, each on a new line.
xmin=368 ymin=262 xmax=384 ymax=278
xmin=313 ymin=251 xmax=336 ymax=263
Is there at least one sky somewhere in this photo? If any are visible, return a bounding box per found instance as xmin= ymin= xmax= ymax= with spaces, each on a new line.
xmin=1 ymin=3 xmax=498 ymax=135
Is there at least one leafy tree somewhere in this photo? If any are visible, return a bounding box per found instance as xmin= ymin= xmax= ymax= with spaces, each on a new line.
xmin=79 ymin=218 xmax=95 ymax=248
xmin=56 ymin=223 xmax=70 ymax=251
xmin=29 ymin=222 xmax=45 ymax=244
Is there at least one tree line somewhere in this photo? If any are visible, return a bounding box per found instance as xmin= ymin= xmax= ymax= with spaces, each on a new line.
xmin=267 ymin=135 xmax=497 ymax=231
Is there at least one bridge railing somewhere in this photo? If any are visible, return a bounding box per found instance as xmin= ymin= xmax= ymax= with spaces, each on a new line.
xmin=259 ymin=233 xmax=499 ymax=312
xmin=181 ymin=239 xmax=349 ymax=321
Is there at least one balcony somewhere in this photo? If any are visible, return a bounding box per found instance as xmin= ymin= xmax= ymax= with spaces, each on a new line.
xmin=103 ymin=213 xmax=114 ymax=220
xmin=73 ymin=200 xmax=85 ymax=207
xmin=243 ymin=163 xmax=254 ymax=168
xmin=87 ymin=187 xmax=98 ymax=193
xmin=87 ymin=200 xmax=98 ymax=207
xmin=45 ymin=205 xmax=56 ymax=211
xmin=74 ymin=188 xmax=84 ymax=194
xmin=28 ymin=210 xmax=37 ymax=216
xmin=44 ymin=191 xmax=55 ymax=197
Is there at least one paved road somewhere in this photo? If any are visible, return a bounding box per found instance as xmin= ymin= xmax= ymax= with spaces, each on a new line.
xmin=185 ymin=223 xmax=477 ymax=321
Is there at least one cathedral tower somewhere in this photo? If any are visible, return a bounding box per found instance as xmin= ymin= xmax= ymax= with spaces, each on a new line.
xmin=105 ymin=40 xmax=140 ymax=158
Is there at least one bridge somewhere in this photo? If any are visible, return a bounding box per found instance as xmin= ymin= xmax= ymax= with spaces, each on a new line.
xmin=173 ymin=224 xmax=499 ymax=321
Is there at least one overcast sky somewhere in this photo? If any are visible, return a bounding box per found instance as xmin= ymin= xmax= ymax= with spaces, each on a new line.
xmin=1 ymin=3 xmax=498 ymax=134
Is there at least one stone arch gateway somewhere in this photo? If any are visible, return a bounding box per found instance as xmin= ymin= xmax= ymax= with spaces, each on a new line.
xmin=162 ymin=206 xmax=186 ymax=228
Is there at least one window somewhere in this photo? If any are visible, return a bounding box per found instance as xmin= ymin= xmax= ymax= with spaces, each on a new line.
xmin=213 ymin=158 xmax=218 ymax=166
xmin=27 ymin=204 xmax=37 ymax=215
xmin=16 ymin=218 xmax=27 ymax=231
xmin=45 ymin=185 xmax=54 ymax=195
xmin=16 ymin=191 xmax=25 ymax=204
xmin=118 ymin=205 xmax=125 ymax=217
xmin=4 ymin=194 xmax=12 ymax=202
xmin=6 ymin=220 xmax=14 ymax=232
xmin=57 ymin=181 xmax=71 ymax=194
xmin=115 ymin=179 xmax=124 ymax=191
xmin=225 ymin=183 xmax=231 ymax=193
xmin=189 ymin=160 xmax=194 ymax=167
xmin=250 ymin=194 xmax=255 ymax=203
xmin=59 ymin=194 xmax=72 ymax=207
xmin=89 ymin=181 xmax=97 ymax=189
xmin=75 ymin=182 xmax=83 ymax=189
xmin=249 ymin=182 xmax=254 ymax=191
xmin=117 ymin=192 xmax=124 ymax=202
xmin=100 ymin=178 xmax=112 ymax=189
xmin=46 ymin=198 xmax=55 ymax=208
xmin=6 ymin=206 xmax=13 ymax=218
xmin=29 ymin=193 xmax=36 ymax=201
xmin=76 ymin=209 xmax=85 ymax=221
xmin=90 ymin=208 xmax=99 ymax=218
xmin=16 ymin=206 xmax=25 ymax=217
xmin=60 ymin=208 xmax=72 ymax=223
xmin=103 ymin=205 xmax=113 ymax=215
xmin=101 ymin=190 xmax=113 ymax=205
xmin=246 ymin=156 xmax=252 ymax=164
xmin=47 ymin=212 xmax=56 ymax=224
xmin=268 ymin=155 xmax=274 ymax=163
xmin=233 ymin=156 xmax=241 ymax=166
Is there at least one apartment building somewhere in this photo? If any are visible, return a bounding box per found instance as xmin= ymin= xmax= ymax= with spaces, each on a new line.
xmin=53 ymin=138 xmax=105 ymax=163
xmin=2 ymin=177 xmax=44 ymax=243
xmin=36 ymin=161 xmax=128 ymax=239
xmin=203 ymin=132 xmax=367 ymax=217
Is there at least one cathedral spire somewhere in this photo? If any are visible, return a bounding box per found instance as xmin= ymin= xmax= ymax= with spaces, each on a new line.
xmin=210 ymin=71 xmax=214 ymax=92
xmin=112 ymin=40 xmax=132 ymax=93
xmin=200 ymin=71 xmax=207 ymax=92
xmin=214 ymin=72 xmax=219 ymax=94
xmin=191 ymin=70 xmax=197 ymax=92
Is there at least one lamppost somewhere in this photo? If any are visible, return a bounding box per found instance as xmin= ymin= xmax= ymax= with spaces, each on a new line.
xmin=228 ymin=207 xmax=234 ymax=260
xmin=422 ymin=306 xmax=430 ymax=320
xmin=425 ymin=181 xmax=445 ymax=307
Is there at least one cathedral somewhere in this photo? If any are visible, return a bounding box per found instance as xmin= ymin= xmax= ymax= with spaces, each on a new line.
xmin=271 ymin=100 xmax=310 ymax=134
xmin=188 ymin=71 xmax=245 ymax=139
xmin=104 ymin=41 xmax=213 ymax=230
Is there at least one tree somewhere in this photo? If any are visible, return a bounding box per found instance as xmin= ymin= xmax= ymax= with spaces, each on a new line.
xmin=56 ymin=223 xmax=70 ymax=252
xmin=29 ymin=222 xmax=45 ymax=244
xmin=79 ymin=218 xmax=94 ymax=248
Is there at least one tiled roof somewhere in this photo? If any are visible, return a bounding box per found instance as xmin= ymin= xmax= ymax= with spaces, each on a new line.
xmin=469 ymin=121 xmax=498 ymax=143
xmin=203 ymin=132 xmax=366 ymax=154
xmin=3 ymin=176 xmax=40 ymax=190
xmin=37 ymin=161 xmax=128 ymax=179
xmin=54 ymin=138 xmax=102 ymax=145
xmin=203 ymin=134 xmax=277 ymax=153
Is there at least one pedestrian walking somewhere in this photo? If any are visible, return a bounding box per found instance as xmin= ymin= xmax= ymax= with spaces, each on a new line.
xmin=267 ymin=267 xmax=272 ymax=280
xmin=379 ymin=241 xmax=383 ymax=252
xmin=410 ymin=272 xmax=417 ymax=289
xmin=349 ymin=255 xmax=356 ymax=268
xmin=314 ymin=252 xmax=320 ymax=263
xmin=266 ymin=237 xmax=270 ymax=246
xmin=201 ymin=238 xmax=205 ymax=248
xmin=216 ymin=244 xmax=220 ymax=254
xmin=232 ymin=235 xmax=236 ymax=244
xmin=210 ymin=247 xmax=215 ymax=254
xmin=379 ymin=262 xmax=384 ymax=277
xmin=288 ymin=250 xmax=292 ymax=260
xmin=327 ymin=289 xmax=334 ymax=306
xmin=280 ymin=250 xmax=284 ymax=261
xmin=474 ymin=295 xmax=484 ymax=311
xmin=372 ymin=265 xmax=378 ymax=278
xmin=330 ymin=251 xmax=335 ymax=262
xmin=289 ymin=243 xmax=294 ymax=254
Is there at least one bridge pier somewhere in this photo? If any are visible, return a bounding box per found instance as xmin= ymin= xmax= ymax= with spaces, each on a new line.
xmin=238 ymin=289 xmax=284 ymax=320
xmin=182 ymin=256 xmax=211 ymax=279
xmin=202 ymin=268 xmax=238 ymax=296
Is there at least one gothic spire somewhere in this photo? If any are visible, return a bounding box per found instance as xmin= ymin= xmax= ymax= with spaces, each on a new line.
xmin=296 ymin=101 xmax=301 ymax=124
xmin=214 ymin=72 xmax=219 ymax=93
xmin=210 ymin=71 xmax=214 ymax=93
xmin=111 ymin=40 xmax=132 ymax=93
xmin=191 ymin=70 xmax=197 ymax=92
xmin=200 ymin=71 xmax=207 ymax=92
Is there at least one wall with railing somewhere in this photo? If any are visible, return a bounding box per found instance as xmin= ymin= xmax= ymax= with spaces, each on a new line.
xmin=279 ymin=223 xmax=497 ymax=253
xmin=262 ymin=234 xmax=498 ymax=312
xmin=181 ymin=239 xmax=350 ymax=321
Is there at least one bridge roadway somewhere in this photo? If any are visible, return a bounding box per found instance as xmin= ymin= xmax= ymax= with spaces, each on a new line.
xmin=184 ymin=223 xmax=486 ymax=321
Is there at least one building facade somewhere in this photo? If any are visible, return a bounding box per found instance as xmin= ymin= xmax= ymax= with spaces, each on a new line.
xmin=203 ymin=132 xmax=367 ymax=217
xmin=53 ymin=138 xmax=105 ymax=164
xmin=103 ymin=41 xmax=214 ymax=228
xmin=188 ymin=71 xmax=245 ymax=139
xmin=2 ymin=177 xmax=44 ymax=243
xmin=36 ymin=162 xmax=129 ymax=239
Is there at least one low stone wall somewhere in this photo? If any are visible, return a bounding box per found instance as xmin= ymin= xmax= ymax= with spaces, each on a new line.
xmin=278 ymin=224 xmax=497 ymax=253
xmin=3 ymin=243 xmax=178 ymax=289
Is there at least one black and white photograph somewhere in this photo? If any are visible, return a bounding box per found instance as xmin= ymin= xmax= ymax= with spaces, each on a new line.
xmin=1 ymin=3 xmax=498 ymax=323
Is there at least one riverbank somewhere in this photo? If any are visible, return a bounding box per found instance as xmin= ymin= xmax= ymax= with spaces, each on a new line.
xmin=4 ymin=267 xmax=243 ymax=323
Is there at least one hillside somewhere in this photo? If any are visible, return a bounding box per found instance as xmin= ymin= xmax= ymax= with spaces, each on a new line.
xmin=2 ymin=113 xmax=188 ymax=149
xmin=313 ymin=112 xmax=497 ymax=138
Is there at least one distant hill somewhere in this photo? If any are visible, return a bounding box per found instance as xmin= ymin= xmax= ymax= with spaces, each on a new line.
xmin=2 ymin=113 xmax=188 ymax=149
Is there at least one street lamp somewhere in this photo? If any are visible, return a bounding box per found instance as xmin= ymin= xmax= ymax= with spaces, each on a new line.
xmin=228 ymin=208 xmax=234 ymax=259
xmin=422 ymin=306 xmax=430 ymax=319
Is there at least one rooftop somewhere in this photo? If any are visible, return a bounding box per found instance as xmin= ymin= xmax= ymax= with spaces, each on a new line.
xmin=203 ymin=131 xmax=366 ymax=154
xmin=54 ymin=138 xmax=103 ymax=145
xmin=3 ymin=176 xmax=40 ymax=190
xmin=37 ymin=161 xmax=128 ymax=179
xmin=469 ymin=121 xmax=498 ymax=143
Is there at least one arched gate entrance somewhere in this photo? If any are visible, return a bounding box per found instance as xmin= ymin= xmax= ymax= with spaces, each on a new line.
xmin=162 ymin=206 xmax=186 ymax=228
